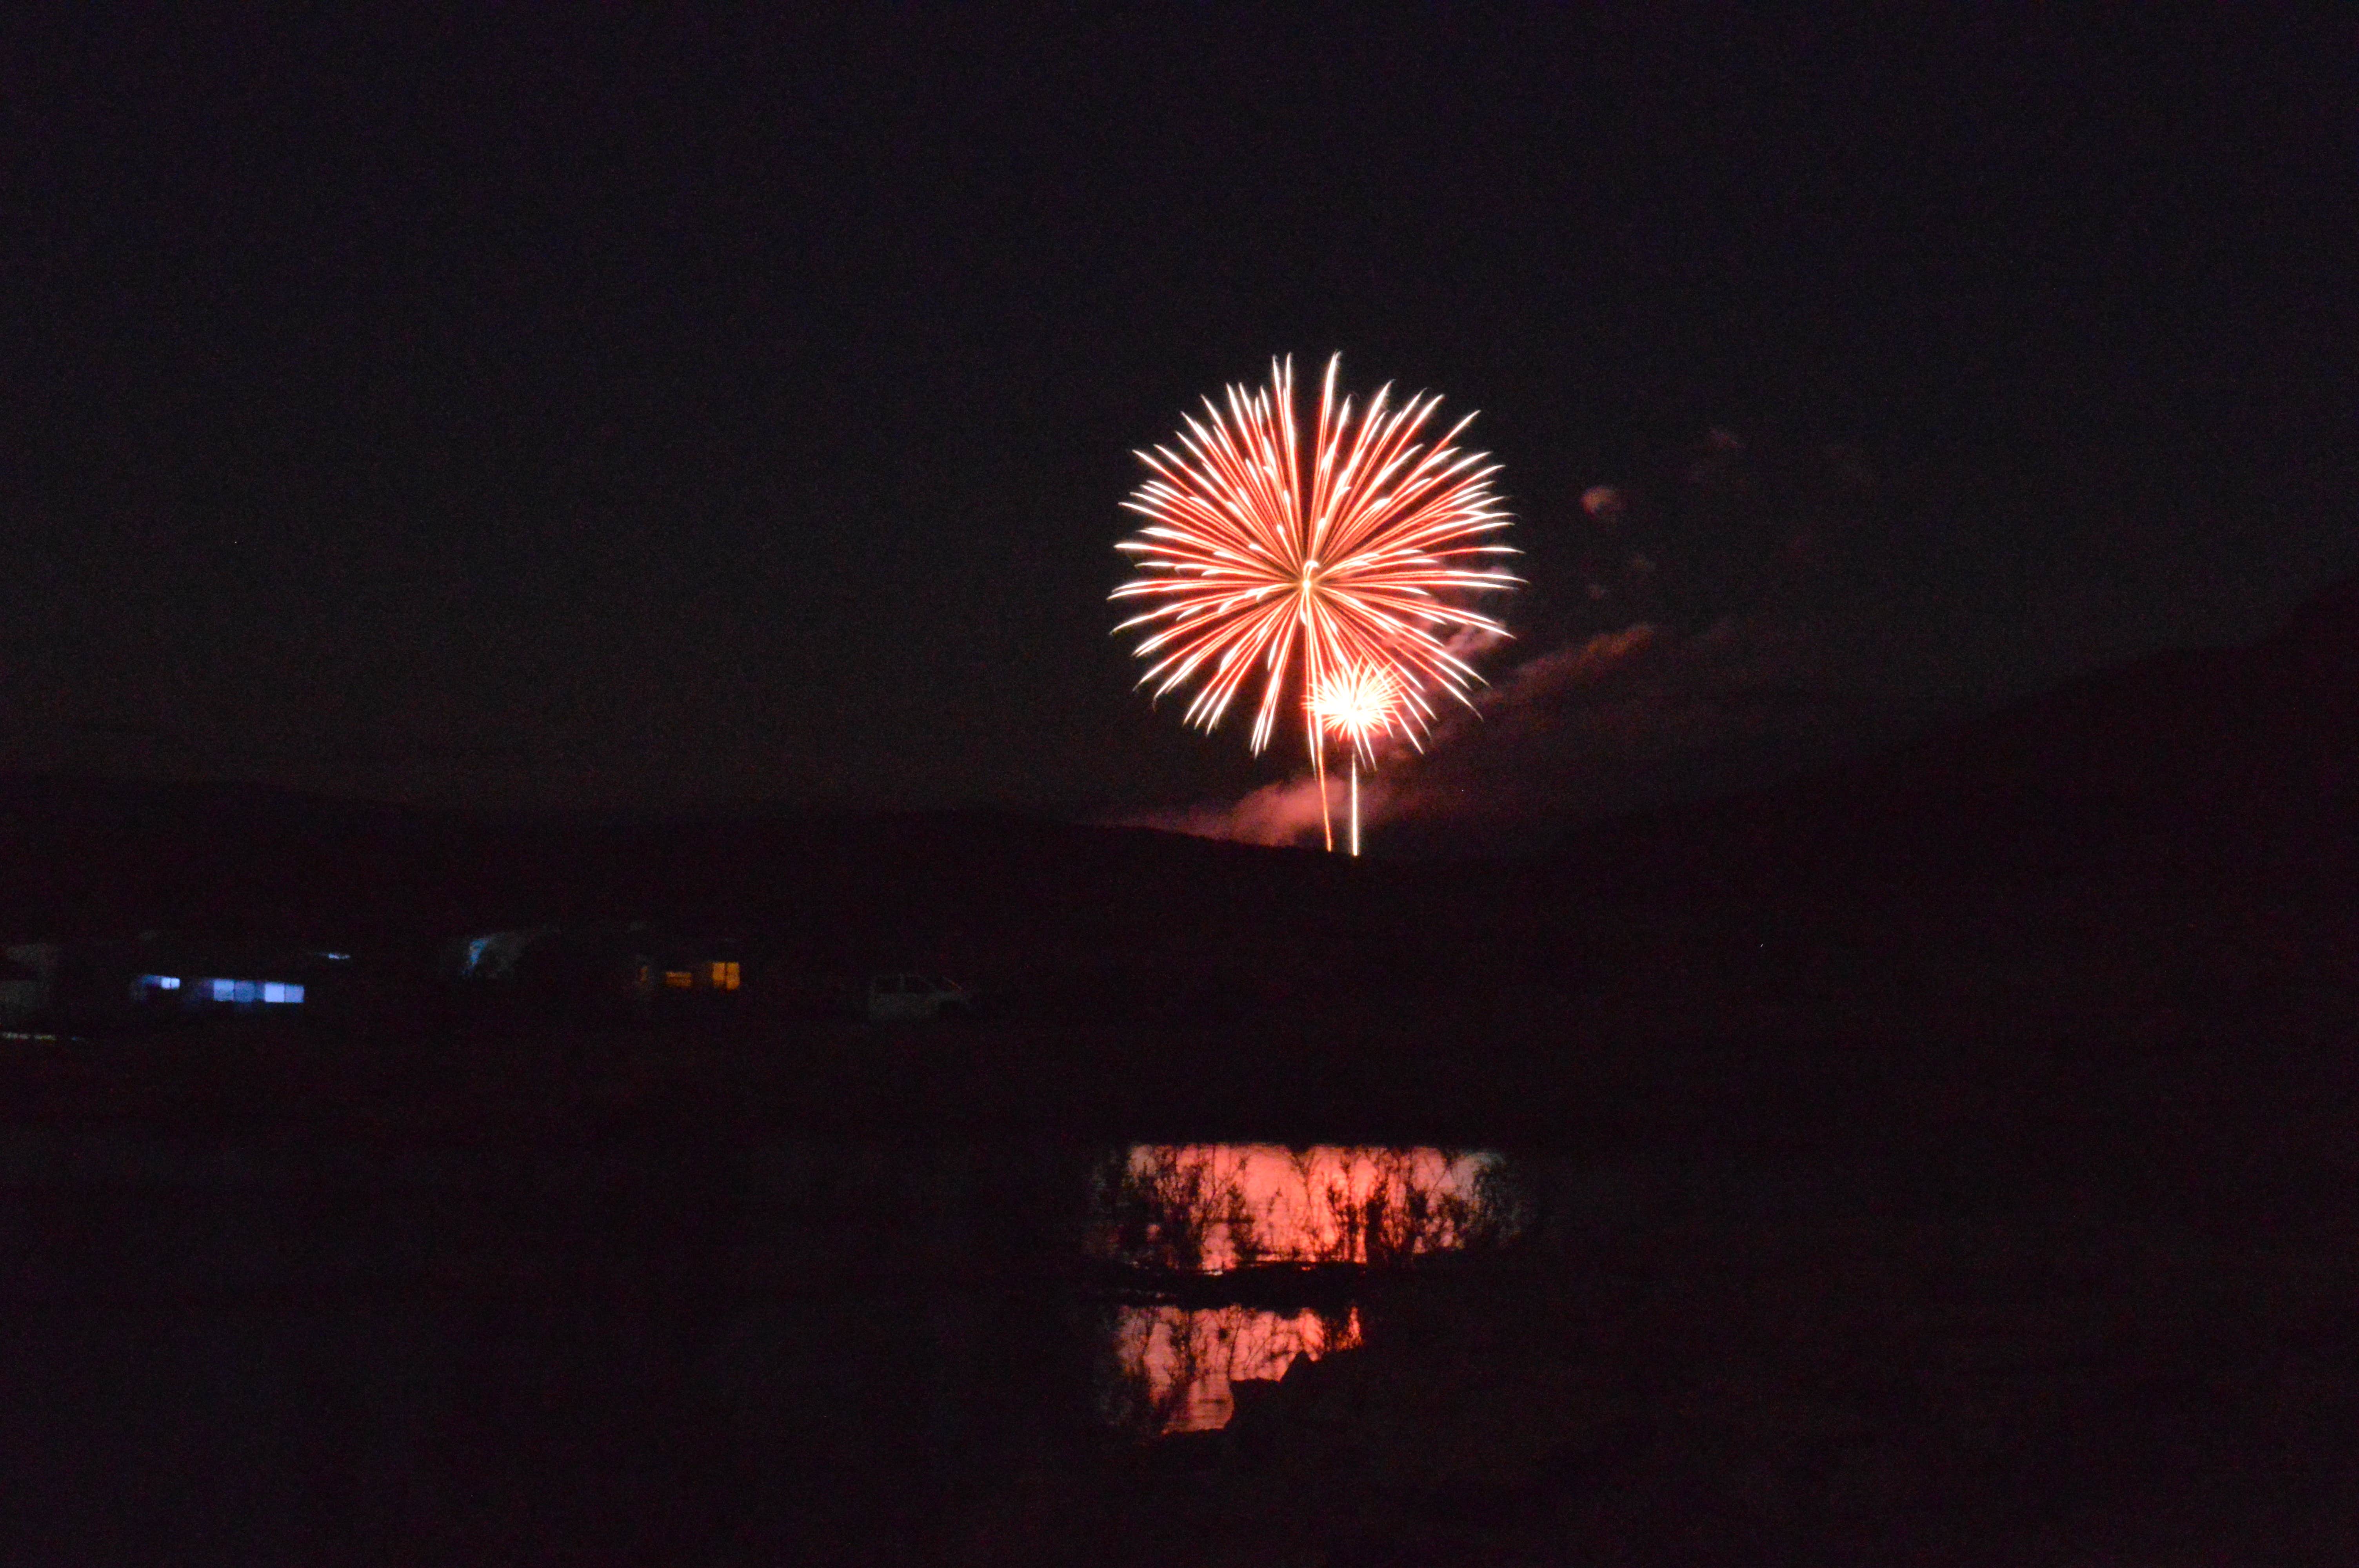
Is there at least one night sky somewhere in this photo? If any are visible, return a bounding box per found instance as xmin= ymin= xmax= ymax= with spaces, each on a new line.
xmin=4 ymin=9 xmax=2352 ymax=821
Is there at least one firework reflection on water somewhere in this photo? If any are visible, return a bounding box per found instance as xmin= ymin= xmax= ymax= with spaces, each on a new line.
xmin=1100 ymin=1144 xmax=1508 ymax=1434
xmin=1103 ymin=1143 xmax=1503 ymax=1272
xmin=1111 ymin=1302 xmax=1364 ymax=1434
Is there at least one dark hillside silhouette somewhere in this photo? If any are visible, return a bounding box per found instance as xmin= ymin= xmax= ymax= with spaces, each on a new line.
xmin=5 ymin=572 xmax=2357 ymax=1063
xmin=1577 ymin=569 xmax=2359 ymax=892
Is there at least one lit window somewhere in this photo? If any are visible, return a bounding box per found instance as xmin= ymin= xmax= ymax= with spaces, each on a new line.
xmin=664 ymin=970 xmax=694 ymax=989
xmin=710 ymin=961 xmax=740 ymax=991
xmin=210 ymin=978 xmax=237 ymax=1002
xmin=137 ymin=975 xmax=181 ymax=991
xmin=260 ymin=982 xmax=304 ymax=1005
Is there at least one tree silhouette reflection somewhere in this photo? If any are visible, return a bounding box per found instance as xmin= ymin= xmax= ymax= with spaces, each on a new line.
xmin=1109 ymin=1303 xmax=1364 ymax=1433
xmin=1096 ymin=1145 xmax=1512 ymax=1433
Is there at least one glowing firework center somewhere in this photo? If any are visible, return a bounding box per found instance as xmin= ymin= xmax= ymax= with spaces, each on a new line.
xmin=1311 ymin=662 xmax=1410 ymax=857
xmin=1112 ymin=355 xmax=1519 ymax=852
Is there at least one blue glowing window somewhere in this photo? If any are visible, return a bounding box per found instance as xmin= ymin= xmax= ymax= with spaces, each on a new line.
xmin=137 ymin=974 xmax=181 ymax=991
xmin=261 ymin=982 xmax=304 ymax=1004
xmin=210 ymin=978 xmax=237 ymax=1002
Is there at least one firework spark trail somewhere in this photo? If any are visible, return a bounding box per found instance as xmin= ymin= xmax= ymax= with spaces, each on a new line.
xmin=1112 ymin=355 xmax=1519 ymax=849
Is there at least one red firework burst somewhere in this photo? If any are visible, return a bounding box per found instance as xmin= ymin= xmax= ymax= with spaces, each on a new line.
xmin=1112 ymin=355 xmax=1517 ymax=747
xmin=1111 ymin=354 xmax=1518 ymax=844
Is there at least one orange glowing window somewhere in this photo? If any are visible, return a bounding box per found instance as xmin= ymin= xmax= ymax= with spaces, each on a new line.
xmin=663 ymin=970 xmax=695 ymax=989
xmin=710 ymin=961 xmax=741 ymax=991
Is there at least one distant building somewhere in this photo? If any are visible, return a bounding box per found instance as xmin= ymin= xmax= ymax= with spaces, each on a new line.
xmin=18 ymin=936 xmax=351 ymax=1030
xmin=446 ymin=927 xmax=560 ymax=982
xmin=441 ymin=922 xmax=746 ymax=1019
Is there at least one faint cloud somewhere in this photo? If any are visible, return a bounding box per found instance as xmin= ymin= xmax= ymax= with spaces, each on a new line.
xmin=1116 ymin=772 xmax=1383 ymax=849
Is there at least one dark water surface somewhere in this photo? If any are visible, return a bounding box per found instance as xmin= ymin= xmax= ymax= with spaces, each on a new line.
xmin=0 ymin=1124 xmax=1532 ymax=1562
xmin=4 ymin=1096 xmax=2354 ymax=1564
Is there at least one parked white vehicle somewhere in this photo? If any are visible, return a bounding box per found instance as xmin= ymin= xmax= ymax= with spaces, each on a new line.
xmin=866 ymin=974 xmax=974 ymax=1024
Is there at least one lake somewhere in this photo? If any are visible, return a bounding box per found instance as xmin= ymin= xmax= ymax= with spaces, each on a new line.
xmin=0 ymin=1124 xmax=1527 ymax=1561
xmin=0 ymin=1086 xmax=2340 ymax=1563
